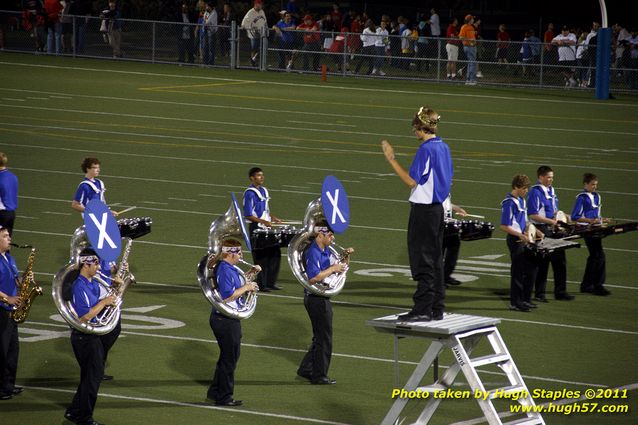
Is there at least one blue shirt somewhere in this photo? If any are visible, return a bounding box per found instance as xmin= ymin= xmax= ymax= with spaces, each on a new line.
xmin=243 ymin=185 xmax=269 ymax=220
xmin=276 ymin=20 xmax=295 ymax=43
xmin=0 ymin=252 xmax=19 ymax=311
xmin=408 ymin=137 xmax=454 ymax=204
xmin=215 ymin=260 xmax=243 ymax=300
xmin=501 ymin=193 xmax=527 ymax=234
xmin=73 ymin=178 xmax=105 ymax=206
xmin=0 ymin=169 xmax=19 ymax=211
xmin=71 ymin=275 xmax=101 ymax=321
xmin=527 ymin=183 xmax=558 ymax=222
xmin=305 ymin=240 xmax=332 ymax=280
xmin=571 ymin=191 xmax=601 ymax=221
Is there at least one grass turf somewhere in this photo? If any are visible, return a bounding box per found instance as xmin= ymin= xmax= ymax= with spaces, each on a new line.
xmin=0 ymin=52 xmax=637 ymax=424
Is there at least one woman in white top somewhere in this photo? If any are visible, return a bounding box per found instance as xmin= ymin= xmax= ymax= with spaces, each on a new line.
xmin=373 ymin=19 xmax=389 ymax=75
xmin=355 ymin=19 xmax=377 ymax=74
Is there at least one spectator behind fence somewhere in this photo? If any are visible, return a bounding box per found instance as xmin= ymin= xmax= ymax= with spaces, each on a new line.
xmin=520 ymin=29 xmax=541 ymax=76
xmin=584 ymin=22 xmax=599 ymax=87
xmin=44 ymin=0 xmax=62 ymax=55
xmin=496 ymin=24 xmax=510 ymax=63
xmin=330 ymin=3 xmax=342 ymax=30
xmin=202 ymin=1 xmax=217 ymax=65
xmin=459 ymin=14 xmax=477 ymax=85
xmin=373 ymin=18 xmax=389 ymax=76
xmin=59 ymin=0 xmax=72 ymax=53
xmin=297 ymin=14 xmax=321 ymax=71
xmin=219 ymin=3 xmax=234 ymax=57
xmin=629 ymin=29 xmax=638 ymax=90
xmin=69 ymin=0 xmax=91 ymax=54
xmin=327 ymin=26 xmax=348 ymax=71
xmin=445 ymin=18 xmax=460 ymax=79
xmin=429 ymin=8 xmax=440 ymax=37
xmin=416 ymin=13 xmax=430 ymax=72
xmin=177 ymin=1 xmax=196 ymax=64
xmin=241 ymin=0 xmax=267 ymax=67
xmin=543 ymin=22 xmax=556 ymax=64
xmin=355 ymin=19 xmax=376 ymax=74
xmin=552 ymin=25 xmax=577 ymax=87
xmin=100 ymin=0 xmax=122 ymax=58
xmin=272 ymin=11 xmax=296 ymax=70
xmin=613 ymin=23 xmax=631 ymax=76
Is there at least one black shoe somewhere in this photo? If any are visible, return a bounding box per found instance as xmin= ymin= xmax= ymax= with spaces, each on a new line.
xmin=522 ymin=301 xmax=538 ymax=309
xmin=79 ymin=421 xmax=105 ymax=425
xmin=0 ymin=393 xmax=12 ymax=400
xmin=555 ymin=293 xmax=575 ymax=301
xmin=592 ymin=287 xmax=611 ymax=296
xmin=397 ymin=312 xmax=432 ymax=322
xmin=259 ymin=286 xmax=271 ymax=293
xmin=509 ymin=304 xmax=531 ymax=312
xmin=216 ymin=399 xmax=243 ymax=406
xmin=432 ymin=312 xmax=444 ymax=320
xmin=445 ymin=277 xmax=462 ymax=286
xmin=311 ymin=376 xmax=336 ymax=385
xmin=64 ymin=411 xmax=78 ymax=423
xmin=533 ymin=296 xmax=549 ymax=303
xmin=269 ymin=284 xmax=283 ymax=290
xmin=102 ymin=375 xmax=114 ymax=381
xmin=580 ymin=286 xmax=594 ymax=293
xmin=12 ymin=386 xmax=23 ymax=395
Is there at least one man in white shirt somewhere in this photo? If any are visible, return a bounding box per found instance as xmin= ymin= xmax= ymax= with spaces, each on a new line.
xmin=203 ymin=2 xmax=218 ymax=65
xmin=551 ymin=26 xmax=577 ymax=87
xmin=429 ymin=8 xmax=440 ymax=37
xmin=241 ymin=0 xmax=267 ymax=66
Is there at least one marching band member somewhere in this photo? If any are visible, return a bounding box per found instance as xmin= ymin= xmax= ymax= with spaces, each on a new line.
xmin=65 ymin=248 xmax=118 ymax=425
xmin=207 ymin=239 xmax=258 ymax=406
xmin=0 ymin=153 xmax=19 ymax=236
xmin=500 ymin=175 xmax=544 ymax=312
xmin=243 ymin=167 xmax=283 ymax=292
xmin=381 ymin=106 xmax=453 ymax=322
xmin=0 ymin=227 xmax=23 ymax=400
xmin=442 ymin=194 xmax=467 ymax=287
xmin=71 ymin=157 xmax=116 ymax=218
xmin=297 ymin=221 xmax=352 ymax=385
xmin=527 ymin=166 xmax=574 ymax=301
xmin=571 ymin=173 xmax=611 ymax=296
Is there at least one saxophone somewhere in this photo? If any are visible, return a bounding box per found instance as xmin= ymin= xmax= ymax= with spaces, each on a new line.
xmin=10 ymin=246 xmax=42 ymax=323
xmin=94 ymin=237 xmax=134 ymax=327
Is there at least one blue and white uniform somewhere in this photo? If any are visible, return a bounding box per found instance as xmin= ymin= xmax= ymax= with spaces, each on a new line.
xmin=73 ymin=178 xmax=106 ymax=218
xmin=408 ymin=137 xmax=453 ymax=204
xmin=527 ymin=184 xmax=557 ymax=223
xmin=0 ymin=168 xmax=19 ymax=234
xmin=500 ymin=194 xmax=527 ymax=234
xmin=305 ymin=241 xmax=332 ymax=281
xmin=0 ymin=252 xmax=19 ymax=311
xmin=0 ymin=250 xmax=20 ymax=397
xmin=243 ymin=185 xmax=271 ymax=224
xmin=571 ymin=191 xmax=601 ymax=224
xmin=214 ymin=260 xmax=244 ymax=312
xmin=71 ymin=275 xmax=101 ymax=322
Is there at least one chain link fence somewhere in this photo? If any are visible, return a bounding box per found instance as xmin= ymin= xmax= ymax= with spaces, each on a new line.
xmin=2 ymin=11 xmax=636 ymax=92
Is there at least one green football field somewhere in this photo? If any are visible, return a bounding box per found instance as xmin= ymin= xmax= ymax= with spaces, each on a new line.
xmin=1 ymin=52 xmax=637 ymax=425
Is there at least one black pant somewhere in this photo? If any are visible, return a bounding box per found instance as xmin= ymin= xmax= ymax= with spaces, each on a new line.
xmin=534 ymin=225 xmax=567 ymax=297
xmin=298 ymin=294 xmax=332 ymax=380
xmin=443 ymin=233 xmax=461 ymax=281
xmin=0 ymin=210 xmax=15 ymax=236
xmin=407 ymin=203 xmax=445 ymax=316
xmin=178 ymin=37 xmax=194 ymax=63
xmin=0 ymin=309 xmax=19 ymax=396
xmin=68 ymin=329 xmax=112 ymax=423
xmin=582 ymin=237 xmax=606 ymax=291
xmin=208 ymin=311 xmax=241 ymax=403
xmin=252 ymin=246 xmax=281 ymax=289
xmin=506 ymin=235 xmax=537 ymax=307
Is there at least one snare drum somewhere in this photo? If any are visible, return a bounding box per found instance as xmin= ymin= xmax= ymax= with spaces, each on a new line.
xmin=251 ymin=228 xmax=281 ymax=249
xmin=459 ymin=220 xmax=494 ymax=241
xmin=278 ymin=225 xmax=301 ymax=248
xmin=444 ymin=220 xmax=461 ymax=237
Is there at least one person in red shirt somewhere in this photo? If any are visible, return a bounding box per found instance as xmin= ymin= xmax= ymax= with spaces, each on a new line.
xmin=445 ymin=18 xmax=461 ymax=78
xmin=496 ymin=23 xmax=510 ymax=63
xmin=330 ymin=3 xmax=342 ymax=30
xmin=298 ymin=14 xmax=321 ymax=71
xmin=328 ymin=26 xmax=349 ymax=71
xmin=44 ymin=0 xmax=63 ymax=54
xmin=543 ymin=22 xmax=557 ymax=64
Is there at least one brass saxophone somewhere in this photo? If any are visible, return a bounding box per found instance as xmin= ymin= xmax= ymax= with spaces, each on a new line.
xmin=10 ymin=245 xmax=42 ymax=323
xmin=94 ymin=237 xmax=134 ymax=327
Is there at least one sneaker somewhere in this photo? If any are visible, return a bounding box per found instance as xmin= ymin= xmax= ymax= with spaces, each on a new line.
xmin=397 ymin=312 xmax=432 ymax=322
xmin=446 ymin=73 xmax=451 ymax=78
xmin=592 ymin=287 xmax=611 ymax=296
xmin=371 ymin=68 xmax=378 ymax=75
xmin=465 ymin=80 xmax=477 ymax=86
xmin=445 ymin=277 xmax=462 ymax=286
xmin=379 ymin=70 xmax=386 ymax=76
xmin=476 ymin=71 xmax=483 ymax=78
xmin=451 ymin=73 xmax=456 ymax=78
xmin=533 ymin=296 xmax=549 ymax=303
xmin=555 ymin=293 xmax=575 ymax=301
xmin=509 ymin=304 xmax=531 ymax=312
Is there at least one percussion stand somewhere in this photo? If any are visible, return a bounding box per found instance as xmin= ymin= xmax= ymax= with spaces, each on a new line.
xmin=367 ymin=313 xmax=545 ymax=425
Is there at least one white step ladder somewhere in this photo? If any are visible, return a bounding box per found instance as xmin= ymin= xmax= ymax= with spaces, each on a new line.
xmin=367 ymin=313 xmax=545 ymax=425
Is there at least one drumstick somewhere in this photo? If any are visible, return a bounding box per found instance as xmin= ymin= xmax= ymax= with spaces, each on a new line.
xmin=114 ymin=206 xmax=137 ymax=216
xmin=456 ymin=212 xmax=485 ymax=219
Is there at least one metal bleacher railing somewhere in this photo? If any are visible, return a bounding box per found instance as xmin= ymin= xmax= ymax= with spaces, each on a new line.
xmin=2 ymin=10 xmax=636 ymax=92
